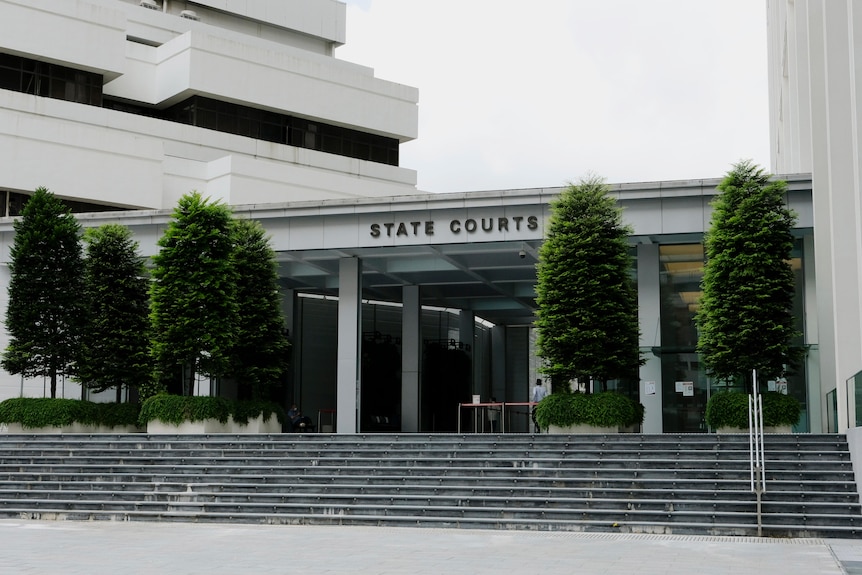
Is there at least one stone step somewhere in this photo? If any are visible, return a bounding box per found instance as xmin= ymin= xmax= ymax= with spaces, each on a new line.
xmin=0 ymin=433 xmax=857 ymax=538
xmin=0 ymin=433 xmax=851 ymax=448
xmin=0 ymin=465 xmax=854 ymax=486
xmin=2 ymin=488 xmax=857 ymax=517
xmin=0 ymin=497 xmax=858 ymax=535
xmin=0 ymin=479 xmax=855 ymax=502
xmin=4 ymin=505 xmax=860 ymax=539
xmin=0 ymin=469 xmax=856 ymax=493
xmin=0 ymin=446 xmax=851 ymax=462
xmin=0 ymin=452 xmax=852 ymax=473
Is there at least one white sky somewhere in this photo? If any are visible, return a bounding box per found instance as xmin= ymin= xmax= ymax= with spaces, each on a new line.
xmin=336 ymin=0 xmax=772 ymax=194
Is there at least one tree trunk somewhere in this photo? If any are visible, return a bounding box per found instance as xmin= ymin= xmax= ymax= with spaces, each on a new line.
xmin=115 ymin=384 xmax=122 ymax=403
xmin=550 ymin=375 xmax=565 ymax=395
xmin=50 ymin=368 xmax=57 ymax=399
xmin=187 ymin=362 xmax=196 ymax=396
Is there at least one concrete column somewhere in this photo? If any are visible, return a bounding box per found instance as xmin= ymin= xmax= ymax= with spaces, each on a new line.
xmin=637 ymin=243 xmax=663 ymax=433
xmin=281 ymin=288 xmax=296 ymax=336
xmin=803 ymin=234 xmax=823 ymax=432
xmin=401 ymin=285 xmax=420 ymax=432
xmin=490 ymin=326 xmax=506 ymax=398
xmin=807 ymin=0 xmax=862 ymax=432
xmin=336 ymin=257 xmax=361 ymax=434
xmin=280 ymin=288 xmax=297 ymax=408
xmin=459 ymin=310 xmax=475 ymax=394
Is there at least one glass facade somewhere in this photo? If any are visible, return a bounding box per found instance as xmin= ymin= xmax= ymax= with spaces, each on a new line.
xmin=0 ymin=52 xmax=401 ymax=168
xmin=0 ymin=190 xmax=127 ymax=217
xmin=0 ymin=53 xmax=102 ymax=106
xmin=104 ymin=95 xmax=400 ymax=166
xmin=658 ymin=244 xmax=707 ymax=432
xmin=657 ymin=238 xmax=810 ymax=433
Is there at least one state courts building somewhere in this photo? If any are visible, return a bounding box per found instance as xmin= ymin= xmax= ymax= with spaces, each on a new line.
xmin=0 ymin=0 xmax=857 ymax=435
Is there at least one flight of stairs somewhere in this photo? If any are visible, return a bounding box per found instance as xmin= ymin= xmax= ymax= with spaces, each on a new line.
xmin=0 ymin=432 xmax=858 ymax=538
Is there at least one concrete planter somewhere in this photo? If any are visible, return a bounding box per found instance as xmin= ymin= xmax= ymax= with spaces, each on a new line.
xmin=0 ymin=422 xmax=143 ymax=434
xmin=548 ymin=423 xmax=618 ymax=434
xmin=146 ymin=413 xmax=281 ymax=434
xmin=715 ymin=425 xmax=793 ymax=434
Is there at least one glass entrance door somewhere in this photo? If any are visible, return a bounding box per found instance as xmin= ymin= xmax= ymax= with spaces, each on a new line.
xmin=659 ymin=244 xmax=706 ymax=433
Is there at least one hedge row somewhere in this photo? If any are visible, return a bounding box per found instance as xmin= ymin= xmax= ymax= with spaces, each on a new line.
xmin=0 ymin=396 xmax=285 ymax=429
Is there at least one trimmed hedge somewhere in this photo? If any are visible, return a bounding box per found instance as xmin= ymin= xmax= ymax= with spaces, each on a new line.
xmin=705 ymin=391 xmax=801 ymax=429
xmin=0 ymin=397 xmax=140 ymax=429
xmin=533 ymin=391 xmax=644 ymax=429
xmin=137 ymin=394 xmax=285 ymax=427
xmin=0 ymin=396 xmax=287 ymax=430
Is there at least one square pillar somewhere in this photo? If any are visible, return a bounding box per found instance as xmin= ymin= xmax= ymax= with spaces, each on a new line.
xmin=637 ymin=243 xmax=663 ymax=433
xmin=459 ymin=309 xmax=475 ymax=393
xmin=336 ymin=257 xmax=361 ymax=434
xmin=401 ymin=285 xmax=420 ymax=432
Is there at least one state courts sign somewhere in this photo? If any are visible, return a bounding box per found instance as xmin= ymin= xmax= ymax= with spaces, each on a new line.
xmin=364 ymin=209 xmax=545 ymax=246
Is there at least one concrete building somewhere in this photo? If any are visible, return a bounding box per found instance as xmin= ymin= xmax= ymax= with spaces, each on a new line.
xmin=767 ymin=0 xmax=862 ymax=432
xmin=0 ymin=0 xmax=418 ymax=210
xmin=0 ymin=0 xmax=851 ymax=434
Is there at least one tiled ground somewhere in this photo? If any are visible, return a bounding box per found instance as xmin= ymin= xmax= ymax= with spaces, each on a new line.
xmin=0 ymin=520 xmax=858 ymax=575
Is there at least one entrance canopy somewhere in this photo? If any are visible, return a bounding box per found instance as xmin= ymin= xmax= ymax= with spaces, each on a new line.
xmin=235 ymin=188 xmax=558 ymax=327
xmin=275 ymin=240 xmax=543 ymax=326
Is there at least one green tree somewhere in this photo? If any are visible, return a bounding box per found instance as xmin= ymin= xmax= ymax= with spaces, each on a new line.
xmin=228 ymin=218 xmax=290 ymax=400
xmin=534 ymin=175 xmax=642 ymax=393
xmin=696 ymin=160 xmax=800 ymax=391
xmin=149 ymin=192 xmax=238 ymax=396
xmin=1 ymin=188 xmax=85 ymax=398
xmin=77 ymin=224 xmax=152 ymax=402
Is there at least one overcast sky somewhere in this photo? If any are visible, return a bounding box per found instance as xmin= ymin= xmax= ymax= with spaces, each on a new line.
xmin=336 ymin=0 xmax=772 ymax=194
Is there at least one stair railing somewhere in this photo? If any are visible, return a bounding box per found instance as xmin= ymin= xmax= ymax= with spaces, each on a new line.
xmin=749 ymin=392 xmax=766 ymax=536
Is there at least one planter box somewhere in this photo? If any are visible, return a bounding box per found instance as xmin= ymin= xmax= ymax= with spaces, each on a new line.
xmin=715 ymin=425 xmax=793 ymax=434
xmin=0 ymin=422 xmax=143 ymax=434
xmin=548 ymin=424 xmax=618 ymax=434
xmin=146 ymin=414 xmax=281 ymax=434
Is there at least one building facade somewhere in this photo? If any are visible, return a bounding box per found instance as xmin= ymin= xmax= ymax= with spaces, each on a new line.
xmin=0 ymin=0 xmax=851 ymax=434
xmin=767 ymin=0 xmax=862 ymax=431
xmin=0 ymin=0 xmax=418 ymax=211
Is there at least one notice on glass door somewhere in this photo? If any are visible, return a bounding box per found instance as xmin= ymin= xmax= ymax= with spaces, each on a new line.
xmin=676 ymin=381 xmax=694 ymax=396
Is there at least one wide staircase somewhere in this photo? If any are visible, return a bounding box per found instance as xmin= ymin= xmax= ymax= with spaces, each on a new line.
xmin=0 ymin=433 xmax=859 ymax=538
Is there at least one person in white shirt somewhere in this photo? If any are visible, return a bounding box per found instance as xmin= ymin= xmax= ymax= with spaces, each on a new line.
xmin=531 ymin=379 xmax=548 ymax=432
xmin=531 ymin=380 xmax=548 ymax=403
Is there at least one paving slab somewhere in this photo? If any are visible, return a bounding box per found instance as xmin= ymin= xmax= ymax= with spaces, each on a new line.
xmin=0 ymin=519 xmax=858 ymax=575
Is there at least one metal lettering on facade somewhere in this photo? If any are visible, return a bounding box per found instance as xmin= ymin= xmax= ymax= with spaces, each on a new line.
xmin=369 ymin=216 xmax=538 ymax=238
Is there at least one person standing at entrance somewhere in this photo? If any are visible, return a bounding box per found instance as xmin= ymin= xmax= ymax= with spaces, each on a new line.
xmin=531 ymin=379 xmax=548 ymax=433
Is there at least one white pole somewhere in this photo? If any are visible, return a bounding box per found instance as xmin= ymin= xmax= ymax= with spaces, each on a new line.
xmin=749 ymin=394 xmax=755 ymax=491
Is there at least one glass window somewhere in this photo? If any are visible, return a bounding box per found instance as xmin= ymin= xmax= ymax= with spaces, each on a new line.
xmin=656 ymin=238 xmax=810 ymax=432
xmin=659 ymin=243 xmax=707 ymax=432
xmin=0 ymin=53 xmax=102 ymax=106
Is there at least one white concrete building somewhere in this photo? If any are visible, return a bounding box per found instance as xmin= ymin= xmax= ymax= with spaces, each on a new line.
xmin=0 ymin=0 xmax=852 ymax=434
xmin=767 ymin=0 xmax=862 ymax=431
xmin=0 ymin=0 xmax=418 ymax=210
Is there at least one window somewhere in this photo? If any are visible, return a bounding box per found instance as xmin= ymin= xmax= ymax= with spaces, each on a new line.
xmin=0 ymin=52 xmax=102 ymax=106
xmin=0 ymin=50 xmax=401 ymax=167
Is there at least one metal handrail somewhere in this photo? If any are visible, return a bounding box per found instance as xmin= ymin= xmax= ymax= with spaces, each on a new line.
xmin=456 ymin=401 xmax=539 ymax=433
xmin=457 ymin=401 xmax=506 ymax=433
xmin=749 ymin=390 xmax=766 ymax=536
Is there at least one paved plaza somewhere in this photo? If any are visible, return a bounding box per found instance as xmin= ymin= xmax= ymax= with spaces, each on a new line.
xmin=0 ymin=519 xmax=860 ymax=574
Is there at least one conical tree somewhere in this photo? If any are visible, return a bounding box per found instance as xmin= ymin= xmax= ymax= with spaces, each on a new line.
xmin=77 ymin=224 xmax=152 ymax=402
xmin=149 ymin=192 xmax=238 ymax=396
xmin=535 ymin=175 xmax=642 ymax=393
xmin=696 ymin=160 xmax=800 ymax=391
xmin=227 ymin=218 xmax=290 ymax=400
xmin=1 ymin=187 xmax=85 ymax=398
